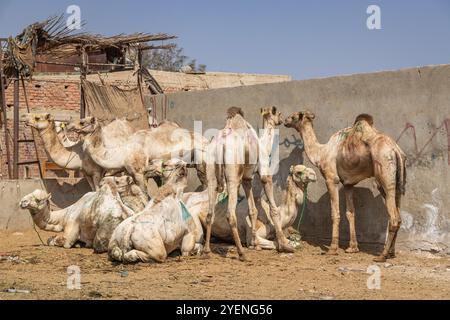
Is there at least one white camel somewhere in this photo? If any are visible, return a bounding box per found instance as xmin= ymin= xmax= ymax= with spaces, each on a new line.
xmin=108 ymin=159 xmax=204 ymax=263
xmin=19 ymin=175 xmax=143 ymax=252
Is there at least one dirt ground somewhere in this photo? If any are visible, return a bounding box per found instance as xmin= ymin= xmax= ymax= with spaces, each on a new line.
xmin=0 ymin=230 xmax=449 ymax=300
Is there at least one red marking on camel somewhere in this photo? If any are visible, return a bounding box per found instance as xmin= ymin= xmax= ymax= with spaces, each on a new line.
xmin=396 ymin=119 xmax=450 ymax=165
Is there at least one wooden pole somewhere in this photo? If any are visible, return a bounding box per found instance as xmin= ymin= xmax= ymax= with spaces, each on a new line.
xmin=13 ymin=69 xmax=19 ymax=179
xmin=80 ymin=46 xmax=88 ymax=119
xmin=0 ymin=39 xmax=12 ymax=178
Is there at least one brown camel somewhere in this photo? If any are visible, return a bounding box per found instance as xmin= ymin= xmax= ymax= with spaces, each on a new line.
xmin=204 ymin=107 xmax=293 ymax=261
xmin=24 ymin=113 xmax=104 ymax=190
xmin=284 ymin=110 xmax=406 ymax=262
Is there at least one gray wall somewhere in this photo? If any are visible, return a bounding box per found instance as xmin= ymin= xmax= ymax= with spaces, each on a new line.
xmin=151 ymin=64 xmax=450 ymax=253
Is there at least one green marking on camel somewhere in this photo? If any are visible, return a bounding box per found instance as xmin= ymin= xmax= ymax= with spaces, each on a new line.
xmin=180 ymin=201 xmax=192 ymax=221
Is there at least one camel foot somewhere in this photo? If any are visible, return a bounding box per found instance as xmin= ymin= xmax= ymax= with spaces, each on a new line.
xmin=249 ymin=245 xmax=262 ymax=251
xmin=278 ymin=243 xmax=295 ymax=253
xmin=345 ymin=247 xmax=359 ymax=254
xmin=238 ymin=254 xmax=248 ymax=262
xmin=327 ymin=249 xmax=339 ymax=256
xmin=373 ymin=255 xmax=387 ymax=263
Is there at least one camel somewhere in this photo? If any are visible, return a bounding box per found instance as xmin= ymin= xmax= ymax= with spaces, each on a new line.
xmin=19 ymin=175 xmax=142 ymax=252
xmin=163 ymin=164 xmax=315 ymax=250
xmin=203 ymin=107 xmax=293 ymax=261
xmin=108 ymin=159 xmax=204 ymax=263
xmin=24 ymin=113 xmax=104 ymax=190
xmin=54 ymin=121 xmax=78 ymax=147
xmin=67 ymin=117 xmax=208 ymax=195
xmin=284 ymin=110 xmax=407 ymax=262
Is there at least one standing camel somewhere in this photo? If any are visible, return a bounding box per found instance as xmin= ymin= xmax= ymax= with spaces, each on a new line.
xmin=67 ymin=117 xmax=208 ymax=195
xmin=284 ymin=110 xmax=406 ymax=262
xmin=257 ymin=106 xmax=295 ymax=252
xmin=24 ymin=113 xmax=104 ymax=190
xmin=204 ymin=107 xmax=293 ymax=261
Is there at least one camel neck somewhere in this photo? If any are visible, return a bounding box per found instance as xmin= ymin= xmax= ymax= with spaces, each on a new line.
xmin=30 ymin=202 xmax=66 ymax=232
xmin=260 ymin=119 xmax=276 ymax=155
xmin=39 ymin=123 xmax=82 ymax=170
xmin=298 ymin=121 xmax=323 ymax=167
xmin=280 ymin=176 xmax=305 ymax=227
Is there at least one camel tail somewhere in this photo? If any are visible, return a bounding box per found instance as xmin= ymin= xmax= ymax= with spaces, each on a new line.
xmin=394 ymin=146 xmax=407 ymax=207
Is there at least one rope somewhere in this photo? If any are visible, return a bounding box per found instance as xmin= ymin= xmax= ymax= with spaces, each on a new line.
xmin=32 ymin=221 xmax=46 ymax=246
xmin=296 ymin=185 xmax=308 ymax=233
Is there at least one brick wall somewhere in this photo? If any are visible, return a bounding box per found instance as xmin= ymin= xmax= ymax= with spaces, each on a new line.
xmin=1 ymin=79 xmax=82 ymax=179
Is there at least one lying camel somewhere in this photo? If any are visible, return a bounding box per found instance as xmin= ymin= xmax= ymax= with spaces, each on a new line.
xmin=67 ymin=117 xmax=208 ymax=195
xmin=19 ymin=175 xmax=143 ymax=252
xmin=108 ymin=159 xmax=204 ymax=263
xmin=149 ymin=160 xmax=317 ymax=249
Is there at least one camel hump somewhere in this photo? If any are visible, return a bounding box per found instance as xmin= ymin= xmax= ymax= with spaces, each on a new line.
xmin=227 ymin=107 xmax=244 ymax=119
xmin=354 ymin=113 xmax=374 ymax=126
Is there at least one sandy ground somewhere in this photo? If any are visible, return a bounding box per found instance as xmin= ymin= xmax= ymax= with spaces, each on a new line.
xmin=0 ymin=230 xmax=449 ymax=300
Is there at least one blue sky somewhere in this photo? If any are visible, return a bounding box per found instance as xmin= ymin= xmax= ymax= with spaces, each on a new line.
xmin=0 ymin=0 xmax=449 ymax=79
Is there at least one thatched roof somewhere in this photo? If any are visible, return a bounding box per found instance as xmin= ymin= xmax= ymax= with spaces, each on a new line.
xmin=2 ymin=15 xmax=176 ymax=77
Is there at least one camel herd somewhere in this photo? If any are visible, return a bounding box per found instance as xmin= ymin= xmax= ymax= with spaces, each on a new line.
xmin=19 ymin=106 xmax=406 ymax=263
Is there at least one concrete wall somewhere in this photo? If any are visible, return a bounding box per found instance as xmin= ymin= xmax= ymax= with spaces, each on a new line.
xmin=152 ymin=64 xmax=450 ymax=253
xmin=0 ymin=179 xmax=91 ymax=231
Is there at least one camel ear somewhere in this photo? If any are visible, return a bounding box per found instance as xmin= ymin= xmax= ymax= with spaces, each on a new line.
xmin=90 ymin=117 xmax=96 ymax=124
xmin=127 ymin=176 xmax=133 ymax=184
xmin=290 ymin=165 xmax=294 ymax=174
xmin=271 ymin=106 xmax=277 ymax=115
xmin=45 ymin=114 xmax=52 ymax=120
xmin=43 ymin=193 xmax=52 ymax=202
xmin=305 ymin=111 xmax=315 ymax=120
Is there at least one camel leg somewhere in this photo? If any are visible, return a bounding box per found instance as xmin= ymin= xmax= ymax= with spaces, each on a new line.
xmin=226 ymin=178 xmax=247 ymax=261
xmin=204 ymin=166 xmax=218 ymax=255
xmin=195 ymin=162 xmax=208 ymax=190
xmin=374 ymin=190 xmax=401 ymax=262
xmin=344 ymin=185 xmax=359 ymax=253
xmin=261 ymin=175 xmax=294 ymax=253
xmin=181 ymin=232 xmax=196 ymax=257
xmin=326 ymin=178 xmax=341 ymax=255
xmin=83 ymin=172 xmax=96 ymax=191
xmin=48 ymin=224 xmax=80 ymax=249
xmin=123 ymin=249 xmax=166 ymax=263
xmin=132 ymin=172 xmax=149 ymax=196
xmin=91 ymin=170 xmax=103 ymax=191
xmin=242 ymin=178 xmax=260 ymax=250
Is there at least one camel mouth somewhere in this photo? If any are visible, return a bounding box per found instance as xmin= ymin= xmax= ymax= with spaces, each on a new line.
xmin=19 ymin=201 xmax=29 ymax=209
xmin=284 ymin=119 xmax=293 ymax=128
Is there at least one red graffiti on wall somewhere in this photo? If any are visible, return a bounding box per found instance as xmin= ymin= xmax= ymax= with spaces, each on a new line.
xmin=396 ymin=119 xmax=450 ymax=165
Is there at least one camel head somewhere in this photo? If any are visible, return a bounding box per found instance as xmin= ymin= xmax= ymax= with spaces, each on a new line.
xmin=23 ymin=113 xmax=54 ymax=131
xmin=284 ymin=110 xmax=316 ymax=129
xmin=261 ymin=106 xmax=283 ymax=126
xmin=290 ymin=165 xmax=317 ymax=187
xmin=143 ymin=159 xmax=164 ymax=181
xmin=100 ymin=175 xmax=134 ymax=193
xmin=19 ymin=189 xmax=51 ymax=212
xmin=66 ymin=117 xmax=98 ymax=135
xmin=144 ymin=158 xmax=187 ymax=185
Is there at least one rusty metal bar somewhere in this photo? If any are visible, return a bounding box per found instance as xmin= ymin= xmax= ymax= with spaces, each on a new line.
xmin=13 ymin=70 xmax=19 ymax=179
xmin=0 ymin=39 xmax=12 ymax=178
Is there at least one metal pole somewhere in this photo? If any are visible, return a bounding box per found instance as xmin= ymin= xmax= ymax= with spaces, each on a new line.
xmin=13 ymin=69 xmax=19 ymax=179
xmin=0 ymin=39 xmax=12 ymax=178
